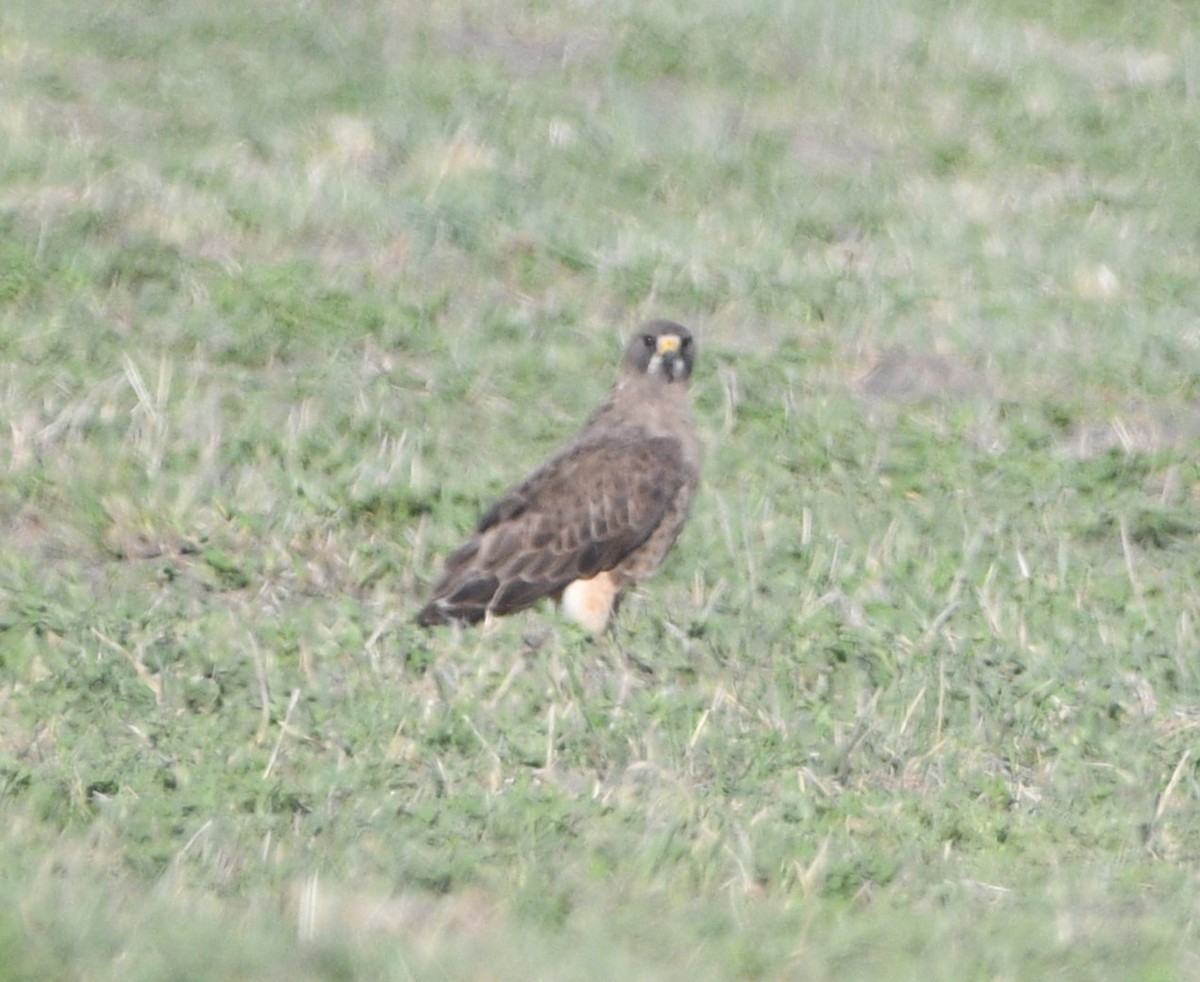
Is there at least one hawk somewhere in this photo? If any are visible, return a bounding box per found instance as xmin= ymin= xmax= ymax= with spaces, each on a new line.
xmin=416 ymin=320 xmax=700 ymax=634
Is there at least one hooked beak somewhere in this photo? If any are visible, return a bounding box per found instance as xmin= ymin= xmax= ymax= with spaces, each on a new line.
xmin=656 ymin=335 xmax=681 ymax=357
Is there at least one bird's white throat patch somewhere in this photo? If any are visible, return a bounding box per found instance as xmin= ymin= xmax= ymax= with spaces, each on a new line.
xmin=562 ymin=571 xmax=619 ymax=634
xmin=648 ymin=353 xmax=683 ymax=381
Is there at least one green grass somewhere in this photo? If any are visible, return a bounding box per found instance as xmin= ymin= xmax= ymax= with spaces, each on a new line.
xmin=3 ymin=0 xmax=1200 ymax=977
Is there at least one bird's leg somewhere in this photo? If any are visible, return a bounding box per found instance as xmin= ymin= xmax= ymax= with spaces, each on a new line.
xmin=602 ymin=605 xmax=656 ymax=713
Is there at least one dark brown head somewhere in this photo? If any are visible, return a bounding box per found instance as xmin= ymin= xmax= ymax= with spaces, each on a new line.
xmin=621 ymin=320 xmax=695 ymax=384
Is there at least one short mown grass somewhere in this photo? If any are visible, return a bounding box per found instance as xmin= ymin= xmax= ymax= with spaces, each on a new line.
xmin=3 ymin=0 xmax=1200 ymax=978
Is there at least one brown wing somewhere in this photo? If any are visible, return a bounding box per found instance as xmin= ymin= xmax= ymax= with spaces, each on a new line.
xmin=416 ymin=432 xmax=691 ymax=626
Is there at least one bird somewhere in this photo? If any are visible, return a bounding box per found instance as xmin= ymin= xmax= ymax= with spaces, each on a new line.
xmin=416 ymin=319 xmax=700 ymax=634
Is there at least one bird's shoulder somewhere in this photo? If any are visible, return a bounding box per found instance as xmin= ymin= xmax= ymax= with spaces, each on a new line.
xmin=476 ymin=423 xmax=693 ymax=534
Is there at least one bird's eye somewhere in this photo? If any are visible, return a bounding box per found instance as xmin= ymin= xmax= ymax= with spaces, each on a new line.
xmin=642 ymin=335 xmax=656 ymax=348
xmin=680 ymin=336 xmax=692 ymax=349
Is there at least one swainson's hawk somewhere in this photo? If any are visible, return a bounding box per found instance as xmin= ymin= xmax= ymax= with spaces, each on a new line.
xmin=416 ymin=320 xmax=700 ymax=633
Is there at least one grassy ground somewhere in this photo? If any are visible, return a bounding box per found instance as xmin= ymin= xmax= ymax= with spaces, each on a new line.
xmin=3 ymin=0 xmax=1200 ymax=977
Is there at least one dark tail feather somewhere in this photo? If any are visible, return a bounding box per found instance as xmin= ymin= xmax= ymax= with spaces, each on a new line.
xmin=416 ymin=599 xmax=492 ymax=627
xmin=415 ymin=574 xmax=499 ymax=627
xmin=416 ymin=572 xmax=561 ymax=626
xmin=415 ymin=602 xmax=452 ymax=627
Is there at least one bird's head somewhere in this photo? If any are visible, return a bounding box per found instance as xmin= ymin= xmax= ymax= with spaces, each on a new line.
xmin=623 ymin=320 xmax=695 ymax=384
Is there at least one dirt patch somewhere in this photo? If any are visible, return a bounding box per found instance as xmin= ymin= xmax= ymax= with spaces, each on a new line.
xmin=283 ymin=877 xmax=501 ymax=950
xmin=433 ymin=15 xmax=609 ymax=77
xmin=855 ymin=346 xmax=993 ymax=404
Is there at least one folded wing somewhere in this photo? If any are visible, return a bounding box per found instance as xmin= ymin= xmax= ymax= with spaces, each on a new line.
xmin=416 ymin=433 xmax=689 ymax=626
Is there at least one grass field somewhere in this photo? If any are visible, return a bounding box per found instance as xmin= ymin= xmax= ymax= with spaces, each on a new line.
xmin=4 ymin=0 xmax=1200 ymax=977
